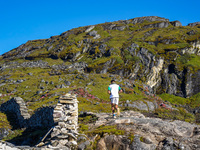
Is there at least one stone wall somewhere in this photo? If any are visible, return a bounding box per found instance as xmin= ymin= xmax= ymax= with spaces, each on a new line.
xmin=0 ymin=94 xmax=79 ymax=149
xmin=46 ymin=93 xmax=79 ymax=149
xmin=0 ymin=97 xmax=54 ymax=129
xmin=0 ymin=97 xmax=30 ymax=129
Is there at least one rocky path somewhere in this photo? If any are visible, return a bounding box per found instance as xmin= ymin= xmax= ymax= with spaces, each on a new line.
xmin=79 ymin=111 xmax=200 ymax=150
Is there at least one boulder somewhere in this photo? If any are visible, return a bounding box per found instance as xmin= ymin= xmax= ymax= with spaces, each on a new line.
xmin=112 ymin=26 xmax=126 ymax=31
xmin=85 ymin=26 xmax=95 ymax=33
xmin=170 ymin=21 xmax=182 ymax=27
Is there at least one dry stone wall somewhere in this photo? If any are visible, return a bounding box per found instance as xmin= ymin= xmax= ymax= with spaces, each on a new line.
xmin=0 ymin=97 xmax=30 ymax=128
xmin=0 ymin=97 xmax=54 ymax=129
xmin=47 ymin=93 xmax=79 ymax=149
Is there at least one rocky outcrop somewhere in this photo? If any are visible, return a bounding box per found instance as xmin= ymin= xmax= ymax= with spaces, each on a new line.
xmin=146 ymin=58 xmax=164 ymax=90
xmin=124 ymin=100 xmax=158 ymax=111
xmin=170 ymin=21 xmax=182 ymax=27
xmin=82 ymin=111 xmax=200 ymax=150
xmin=0 ymin=60 xmax=49 ymax=71
xmin=143 ymin=22 xmax=169 ymax=29
xmin=186 ymin=70 xmax=200 ymax=97
xmin=131 ymin=16 xmax=169 ymax=24
xmin=181 ymin=41 xmax=200 ymax=55
xmin=188 ymin=22 xmax=200 ymax=27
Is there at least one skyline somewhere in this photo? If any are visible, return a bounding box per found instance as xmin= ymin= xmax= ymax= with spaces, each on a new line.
xmin=0 ymin=0 xmax=200 ymax=55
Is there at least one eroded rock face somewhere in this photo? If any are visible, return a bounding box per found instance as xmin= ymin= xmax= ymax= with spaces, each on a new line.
xmin=186 ymin=70 xmax=200 ymax=97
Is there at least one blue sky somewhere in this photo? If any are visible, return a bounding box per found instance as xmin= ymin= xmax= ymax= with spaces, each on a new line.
xmin=0 ymin=0 xmax=200 ymax=55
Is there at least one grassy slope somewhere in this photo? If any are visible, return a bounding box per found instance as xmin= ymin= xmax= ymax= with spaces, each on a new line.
xmin=1 ymin=19 xmax=200 ymax=142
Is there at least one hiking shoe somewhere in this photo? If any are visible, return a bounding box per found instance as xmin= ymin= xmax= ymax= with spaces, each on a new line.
xmin=113 ymin=114 xmax=116 ymax=119
xmin=117 ymin=108 xmax=120 ymax=116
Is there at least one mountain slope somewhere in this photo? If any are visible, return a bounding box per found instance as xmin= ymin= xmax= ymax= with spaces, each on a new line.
xmin=1 ymin=16 xmax=200 ymax=98
xmin=1 ymin=16 xmax=200 ymax=148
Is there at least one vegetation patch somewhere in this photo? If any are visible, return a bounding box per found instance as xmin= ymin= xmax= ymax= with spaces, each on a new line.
xmin=86 ymin=125 xmax=125 ymax=137
xmin=154 ymin=107 xmax=195 ymax=123
xmin=0 ymin=113 xmax=11 ymax=129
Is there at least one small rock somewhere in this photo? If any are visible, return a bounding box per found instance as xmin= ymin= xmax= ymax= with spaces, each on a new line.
xmin=36 ymin=91 xmax=43 ymax=94
xmin=17 ymin=79 xmax=24 ymax=83
xmin=28 ymin=73 xmax=33 ymax=76
xmin=64 ymin=81 xmax=71 ymax=86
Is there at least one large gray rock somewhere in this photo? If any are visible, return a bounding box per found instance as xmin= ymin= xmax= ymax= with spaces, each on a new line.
xmin=130 ymin=135 xmax=156 ymax=150
xmin=112 ymin=26 xmax=126 ymax=31
xmin=188 ymin=22 xmax=200 ymax=27
xmin=143 ymin=22 xmax=169 ymax=29
xmin=85 ymin=26 xmax=95 ymax=33
xmin=125 ymin=101 xmax=148 ymax=111
xmin=88 ymin=30 xmax=98 ymax=37
xmin=132 ymin=16 xmax=169 ymax=24
xmin=170 ymin=21 xmax=182 ymax=27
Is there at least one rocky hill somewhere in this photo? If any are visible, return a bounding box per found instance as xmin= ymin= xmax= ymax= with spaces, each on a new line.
xmin=0 ymin=16 xmax=200 ymax=149
xmin=1 ymin=16 xmax=200 ymax=97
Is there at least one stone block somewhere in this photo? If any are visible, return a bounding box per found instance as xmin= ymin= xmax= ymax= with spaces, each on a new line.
xmin=59 ymin=139 xmax=68 ymax=146
xmin=59 ymin=100 xmax=77 ymax=104
xmin=58 ymin=122 xmax=66 ymax=128
xmin=66 ymin=125 xmax=76 ymax=130
xmin=53 ymin=112 xmax=62 ymax=118
xmin=61 ymin=128 xmax=68 ymax=135
xmin=57 ymin=135 xmax=69 ymax=139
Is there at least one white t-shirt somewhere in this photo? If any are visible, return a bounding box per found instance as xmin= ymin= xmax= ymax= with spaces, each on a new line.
xmin=108 ymin=83 xmax=121 ymax=98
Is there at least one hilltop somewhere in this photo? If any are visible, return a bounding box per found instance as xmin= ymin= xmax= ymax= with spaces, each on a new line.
xmin=0 ymin=16 xmax=200 ymax=149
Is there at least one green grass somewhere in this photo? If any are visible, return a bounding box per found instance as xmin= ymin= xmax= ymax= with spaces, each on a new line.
xmin=189 ymin=92 xmax=200 ymax=108
xmin=159 ymin=93 xmax=188 ymax=105
xmin=0 ymin=113 xmax=11 ymax=129
xmin=155 ymin=107 xmax=195 ymax=123
xmin=3 ymin=129 xmax=24 ymax=141
xmin=176 ymin=54 xmax=200 ymax=71
xmin=86 ymin=125 xmax=125 ymax=137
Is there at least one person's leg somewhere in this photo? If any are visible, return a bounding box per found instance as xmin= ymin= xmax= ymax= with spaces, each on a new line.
xmin=115 ymin=97 xmax=120 ymax=116
xmin=115 ymin=104 xmax=118 ymax=111
xmin=111 ymin=103 xmax=115 ymax=114
xmin=110 ymin=98 xmax=115 ymax=114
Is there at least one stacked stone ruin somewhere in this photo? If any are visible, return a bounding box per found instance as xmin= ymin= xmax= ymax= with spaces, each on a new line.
xmin=49 ymin=93 xmax=79 ymax=149
xmin=0 ymin=97 xmax=30 ymax=128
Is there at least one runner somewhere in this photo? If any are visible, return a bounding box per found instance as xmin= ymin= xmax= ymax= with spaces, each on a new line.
xmin=108 ymin=79 xmax=122 ymax=118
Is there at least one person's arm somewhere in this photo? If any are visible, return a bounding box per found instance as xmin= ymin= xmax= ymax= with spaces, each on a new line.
xmin=108 ymin=86 xmax=111 ymax=95
xmin=108 ymin=90 xmax=111 ymax=95
xmin=119 ymin=86 xmax=122 ymax=93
